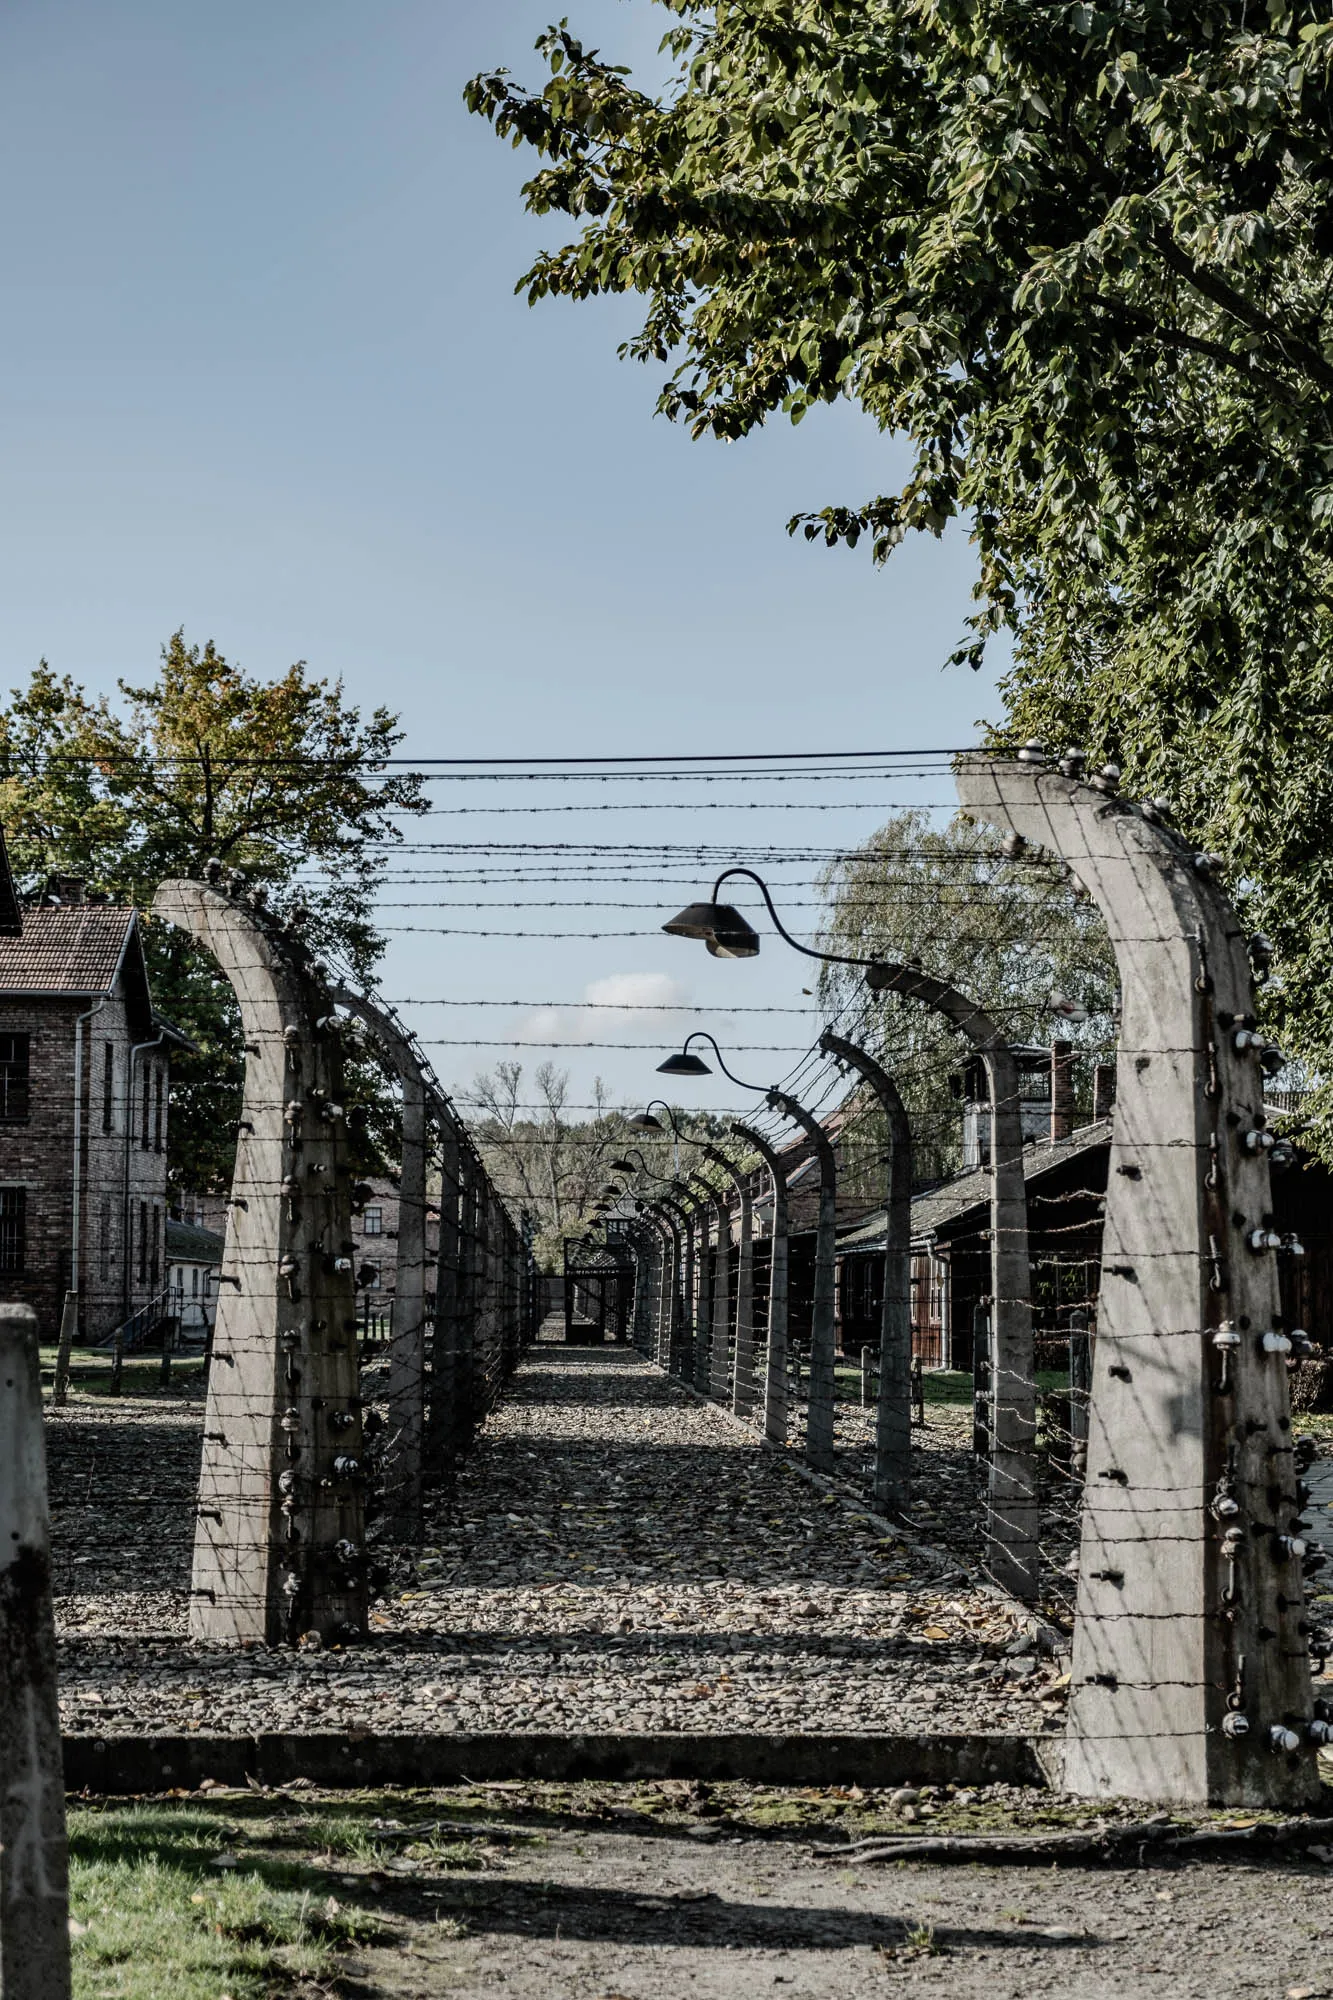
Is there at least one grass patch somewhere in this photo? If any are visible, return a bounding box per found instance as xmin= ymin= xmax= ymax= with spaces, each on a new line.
xmin=68 ymin=1802 xmax=384 ymax=1999
xmin=40 ymin=1347 xmax=206 ymax=1400
xmin=830 ymin=1367 xmax=1071 ymax=1408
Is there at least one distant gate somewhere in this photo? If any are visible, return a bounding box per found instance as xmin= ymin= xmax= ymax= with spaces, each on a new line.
xmin=563 ymin=1238 xmax=634 ymax=1344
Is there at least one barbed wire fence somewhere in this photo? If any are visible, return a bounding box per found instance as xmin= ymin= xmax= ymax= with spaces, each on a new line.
xmin=6 ymin=746 xmax=1327 ymax=1816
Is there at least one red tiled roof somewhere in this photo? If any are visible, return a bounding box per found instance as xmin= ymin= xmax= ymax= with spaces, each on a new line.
xmin=0 ymin=906 xmax=137 ymax=994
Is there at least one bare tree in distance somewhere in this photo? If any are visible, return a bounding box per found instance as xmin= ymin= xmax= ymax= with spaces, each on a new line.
xmin=464 ymin=1062 xmax=724 ymax=1270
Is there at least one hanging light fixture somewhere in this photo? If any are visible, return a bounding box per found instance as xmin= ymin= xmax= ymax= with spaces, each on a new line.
xmin=663 ymin=864 xmax=887 ymax=977
xmin=661 ymin=897 xmax=762 ymax=958
xmin=656 ymin=1048 xmax=712 ymax=1076
xmin=654 ymin=1034 xmax=765 ymax=1090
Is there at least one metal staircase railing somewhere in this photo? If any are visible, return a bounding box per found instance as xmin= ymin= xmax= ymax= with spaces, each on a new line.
xmin=94 ymin=1285 xmax=179 ymax=1355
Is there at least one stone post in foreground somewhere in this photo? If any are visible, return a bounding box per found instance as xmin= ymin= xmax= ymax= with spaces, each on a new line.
xmin=0 ymin=1303 xmax=71 ymax=2000
xmin=960 ymin=749 xmax=1320 ymax=1806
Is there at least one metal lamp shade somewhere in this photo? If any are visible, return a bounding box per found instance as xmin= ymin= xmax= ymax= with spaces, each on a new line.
xmin=656 ymin=1050 xmax=712 ymax=1076
xmin=662 ymin=901 xmax=761 ymax=958
xmin=629 ymin=1112 xmax=663 ymax=1131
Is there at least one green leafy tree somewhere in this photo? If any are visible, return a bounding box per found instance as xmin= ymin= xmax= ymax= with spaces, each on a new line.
xmin=468 ymin=2 xmax=1333 ymax=1148
xmin=818 ymin=811 xmax=1117 ymax=1182
xmin=0 ymin=635 xmax=426 ymax=1188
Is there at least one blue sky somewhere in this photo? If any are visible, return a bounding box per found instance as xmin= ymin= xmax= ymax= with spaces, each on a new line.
xmin=0 ymin=1 xmax=1004 ymax=1112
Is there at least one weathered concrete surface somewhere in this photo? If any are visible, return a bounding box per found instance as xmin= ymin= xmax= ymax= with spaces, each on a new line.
xmin=334 ymin=987 xmax=431 ymax=1542
xmin=820 ymin=1032 xmax=913 ymax=1514
xmin=61 ymin=1729 xmax=1046 ymax=1794
xmin=861 ymin=964 xmax=1039 ymax=1599
xmin=0 ymin=1304 xmax=71 ymax=2000
xmin=767 ymin=1091 xmax=838 ymax=1472
xmin=154 ymin=880 xmax=367 ymax=1646
xmin=960 ymin=753 xmax=1318 ymax=1806
xmin=733 ymin=1123 xmax=789 ymax=1448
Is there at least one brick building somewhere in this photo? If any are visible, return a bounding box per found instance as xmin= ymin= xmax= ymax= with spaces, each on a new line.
xmin=348 ymin=1173 xmax=441 ymax=1299
xmin=0 ymin=846 xmax=183 ymax=1343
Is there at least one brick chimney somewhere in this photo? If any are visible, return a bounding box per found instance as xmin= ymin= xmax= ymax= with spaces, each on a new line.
xmin=1092 ymin=1059 xmax=1116 ymax=1122
xmin=45 ymin=873 xmax=86 ymax=906
xmin=1051 ymin=1039 xmax=1075 ymax=1143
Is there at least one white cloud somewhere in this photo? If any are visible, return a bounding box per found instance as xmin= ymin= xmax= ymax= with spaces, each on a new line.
xmin=516 ymin=970 xmax=692 ymax=1046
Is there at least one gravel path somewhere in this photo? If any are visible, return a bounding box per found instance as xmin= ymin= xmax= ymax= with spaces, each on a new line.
xmin=49 ymin=1328 xmax=1067 ymax=1739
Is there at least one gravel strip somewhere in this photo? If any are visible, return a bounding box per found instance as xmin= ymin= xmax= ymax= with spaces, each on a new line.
xmin=49 ymin=1327 xmax=1067 ymax=1739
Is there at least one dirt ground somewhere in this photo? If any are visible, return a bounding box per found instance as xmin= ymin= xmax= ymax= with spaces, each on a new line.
xmin=293 ymin=1783 xmax=1333 ymax=2000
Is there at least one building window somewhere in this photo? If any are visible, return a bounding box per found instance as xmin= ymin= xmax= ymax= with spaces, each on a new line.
xmin=150 ymin=1206 xmax=161 ymax=1288
xmin=0 ymin=1034 xmax=30 ymax=1122
xmin=141 ymin=1066 xmax=151 ymax=1151
xmin=153 ymin=1067 xmax=164 ymax=1154
xmin=363 ymin=1205 xmax=383 ymax=1236
xmin=138 ymin=1200 xmax=148 ymax=1284
xmin=363 ymin=1263 xmax=381 ymax=1289
xmin=0 ymin=1188 xmax=25 ymax=1274
xmin=102 ymin=1042 xmax=115 ymax=1134
xmin=191 ymin=1266 xmax=199 ymax=1298
xmin=98 ymin=1196 xmax=112 ymax=1282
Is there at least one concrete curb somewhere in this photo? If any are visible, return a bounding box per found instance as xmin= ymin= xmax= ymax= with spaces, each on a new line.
xmin=62 ymin=1730 xmax=1050 ymax=1794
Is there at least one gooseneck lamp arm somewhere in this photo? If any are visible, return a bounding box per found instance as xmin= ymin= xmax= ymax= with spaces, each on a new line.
xmin=630 ymin=1099 xmax=688 ymax=1172
xmin=708 ymin=867 xmax=876 ymax=971
xmin=661 ymin=1031 xmax=767 ymax=1093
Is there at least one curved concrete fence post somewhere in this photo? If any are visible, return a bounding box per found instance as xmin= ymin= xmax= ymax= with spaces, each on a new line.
xmin=638 ymin=1207 xmax=664 ymax=1359
xmin=0 ymin=1303 xmax=71 ymax=2000
xmin=766 ymin=1092 xmax=837 ymax=1472
xmin=471 ymin=1153 xmax=488 ymax=1405
xmin=654 ymin=1215 xmax=676 ymax=1367
xmin=958 ymin=750 xmax=1318 ymax=1806
xmin=733 ymin=1123 xmax=790 ymax=1447
xmin=333 ymin=987 xmax=430 ymax=1544
xmin=659 ymin=1195 xmax=693 ymax=1379
xmin=733 ymin=1177 xmax=755 ymax=1418
xmin=456 ymin=1150 xmax=480 ymax=1440
xmin=860 ymin=961 xmax=1037 ymax=1600
xmin=627 ymin=1219 xmax=653 ymax=1352
xmin=707 ymin=1182 xmax=733 ymax=1403
xmin=820 ymin=1031 xmax=913 ymax=1514
xmin=428 ymin=1111 xmax=463 ymax=1474
xmin=687 ymin=1182 xmax=714 ymax=1394
xmin=154 ymin=879 xmax=367 ymax=1646
xmin=644 ymin=1206 xmax=678 ymax=1367
xmin=705 ymin=1147 xmax=756 ymax=1419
